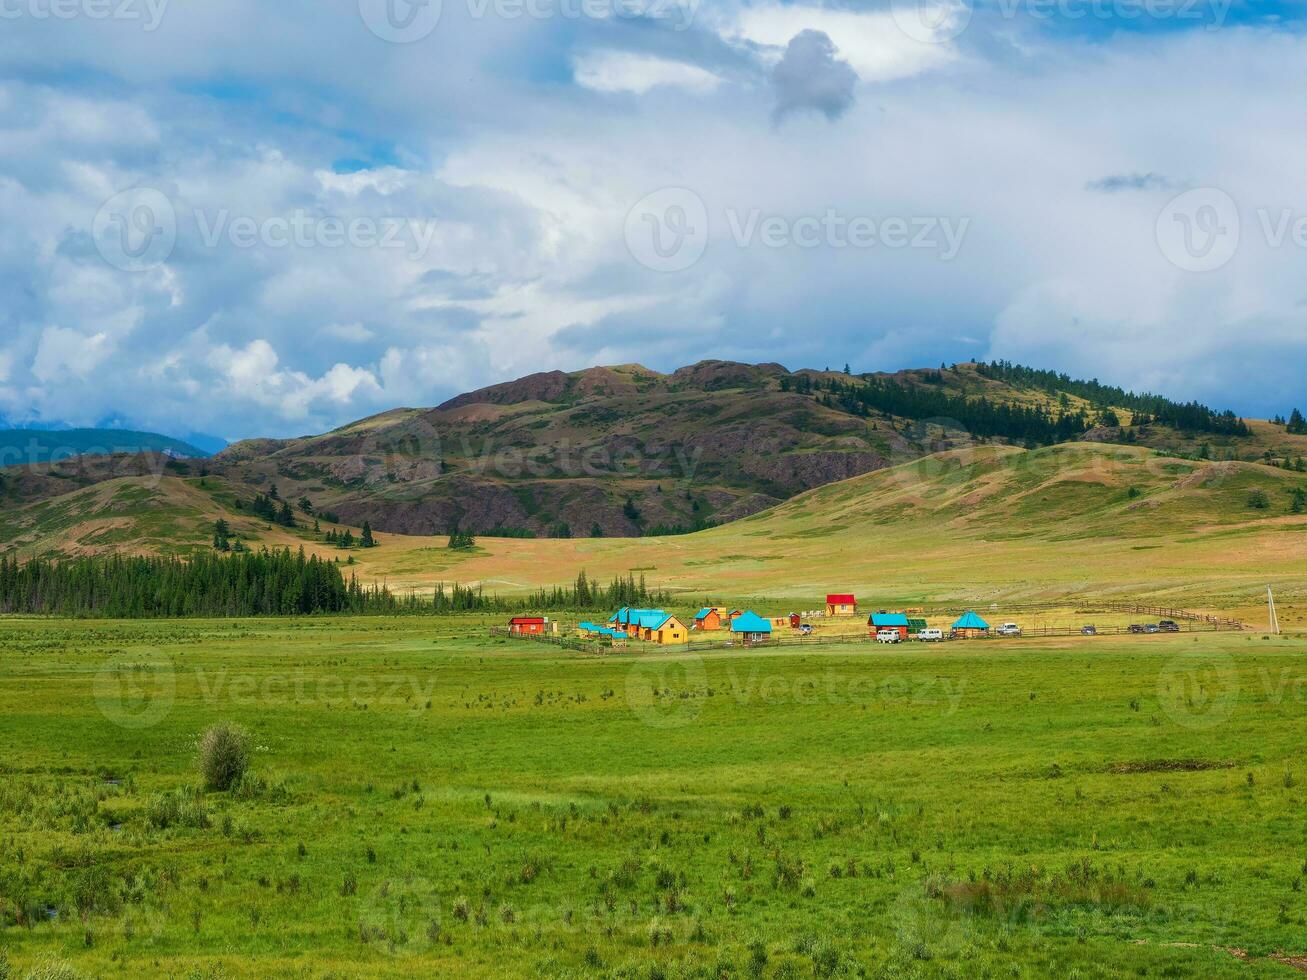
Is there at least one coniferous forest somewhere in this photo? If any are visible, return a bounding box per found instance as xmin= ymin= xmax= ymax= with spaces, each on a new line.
xmin=0 ymin=551 xmax=666 ymax=618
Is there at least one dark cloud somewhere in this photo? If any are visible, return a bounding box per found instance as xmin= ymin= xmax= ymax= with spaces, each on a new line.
xmin=1084 ymin=172 xmax=1178 ymax=193
xmin=770 ymin=30 xmax=858 ymax=123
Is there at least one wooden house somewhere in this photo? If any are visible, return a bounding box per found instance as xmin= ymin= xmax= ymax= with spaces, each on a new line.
xmin=951 ymin=610 xmax=990 ymax=638
xmin=693 ymin=607 xmax=724 ymax=631
xmin=826 ymin=593 xmax=857 ymax=617
xmin=869 ymin=612 xmax=909 ymax=640
xmin=645 ymin=614 xmax=689 ymax=645
xmin=509 ymin=616 xmax=546 ymax=635
xmin=730 ymin=611 xmax=773 ymax=644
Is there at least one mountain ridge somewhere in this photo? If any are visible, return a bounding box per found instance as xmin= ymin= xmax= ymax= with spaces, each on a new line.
xmin=4 ymin=360 xmax=1305 ymax=550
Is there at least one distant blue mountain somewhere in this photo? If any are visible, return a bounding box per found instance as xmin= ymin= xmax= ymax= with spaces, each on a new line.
xmin=0 ymin=428 xmax=213 ymax=468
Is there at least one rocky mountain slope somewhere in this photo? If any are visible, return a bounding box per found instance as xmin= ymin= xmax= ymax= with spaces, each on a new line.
xmin=3 ymin=360 xmax=1301 ymax=546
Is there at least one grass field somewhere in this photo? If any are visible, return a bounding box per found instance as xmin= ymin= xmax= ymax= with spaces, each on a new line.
xmin=2 ymin=616 xmax=1305 ymax=978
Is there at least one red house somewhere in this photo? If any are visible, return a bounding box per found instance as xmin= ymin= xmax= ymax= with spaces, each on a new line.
xmin=826 ymin=594 xmax=857 ymax=617
xmin=509 ymin=616 xmax=547 ymax=635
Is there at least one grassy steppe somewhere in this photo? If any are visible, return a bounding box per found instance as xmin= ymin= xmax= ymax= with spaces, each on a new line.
xmin=1 ymin=616 xmax=1304 ymax=977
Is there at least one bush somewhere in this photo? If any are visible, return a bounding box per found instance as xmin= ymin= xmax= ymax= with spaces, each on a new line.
xmin=147 ymin=786 xmax=210 ymax=830
xmin=197 ymin=722 xmax=251 ymax=791
xmin=1248 ymin=489 xmax=1270 ymax=510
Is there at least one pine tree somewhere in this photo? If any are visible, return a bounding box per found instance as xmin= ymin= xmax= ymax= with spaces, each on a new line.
xmin=1288 ymin=408 xmax=1306 ymax=435
xmin=212 ymin=519 xmax=231 ymax=551
xmin=361 ymin=521 xmax=375 ymax=548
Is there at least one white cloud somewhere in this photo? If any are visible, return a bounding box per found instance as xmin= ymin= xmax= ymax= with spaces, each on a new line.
xmin=573 ymin=51 xmax=722 ymax=95
xmin=719 ymin=3 xmax=958 ymax=81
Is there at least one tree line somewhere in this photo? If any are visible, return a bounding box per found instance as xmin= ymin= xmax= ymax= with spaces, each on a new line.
xmin=0 ymin=550 xmax=666 ymax=618
xmin=815 ymin=375 xmax=1092 ymax=445
xmin=975 ymin=361 xmax=1251 ymax=435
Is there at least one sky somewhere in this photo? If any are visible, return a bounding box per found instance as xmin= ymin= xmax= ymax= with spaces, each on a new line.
xmin=1 ymin=0 xmax=1304 ymax=443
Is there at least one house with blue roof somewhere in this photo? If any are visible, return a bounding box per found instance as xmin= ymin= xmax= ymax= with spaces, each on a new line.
xmin=607 ymin=608 xmax=689 ymax=644
xmin=869 ymin=612 xmax=910 ymax=640
xmin=729 ymin=611 xmax=772 ymax=644
xmin=951 ymin=610 xmax=990 ymax=638
xmin=693 ymin=606 xmax=726 ymax=631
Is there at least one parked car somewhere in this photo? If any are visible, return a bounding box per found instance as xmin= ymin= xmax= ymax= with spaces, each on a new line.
xmin=798 ymin=624 xmax=814 ymax=636
xmin=1128 ymin=624 xmax=1146 ymax=634
xmin=996 ymin=622 xmax=1022 ymax=637
xmin=1158 ymin=620 xmax=1180 ymax=632
xmin=875 ymin=629 xmax=902 ymax=644
xmin=1081 ymin=625 xmax=1097 ymax=635
xmin=917 ymin=628 xmax=944 ymax=642
xmin=1145 ymin=623 xmax=1161 ymax=634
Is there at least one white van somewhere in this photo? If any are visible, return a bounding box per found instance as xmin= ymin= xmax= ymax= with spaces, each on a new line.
xmin=916 ymin=628 xmax=944 ymax=642
xmin=875 ymin=629 xmax=902 ymax=644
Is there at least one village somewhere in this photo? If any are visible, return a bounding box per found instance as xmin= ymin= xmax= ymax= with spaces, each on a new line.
xmin=504 ymin=594 xmax=1241 ymax=648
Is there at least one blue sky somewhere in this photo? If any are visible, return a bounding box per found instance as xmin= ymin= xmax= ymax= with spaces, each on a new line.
xmin=1 ymin=0 xmax=1305 ymax=442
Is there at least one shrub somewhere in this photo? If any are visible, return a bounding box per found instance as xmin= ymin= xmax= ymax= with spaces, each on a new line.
xmin=197 ymin=723 xmax=250 ymax=792
xmin=147 ymin=787 xmax=210 ymax=830
xmin=1248 ymin=489 xmax=1270 ymax=510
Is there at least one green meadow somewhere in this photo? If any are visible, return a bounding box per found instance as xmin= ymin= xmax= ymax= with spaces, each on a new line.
xmin=1 ymin=616 xmax=1304 ymax=977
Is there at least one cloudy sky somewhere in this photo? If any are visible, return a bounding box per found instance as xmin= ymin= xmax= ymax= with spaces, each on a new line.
xmin=1 ymin=0 xmax=1304 ymax=443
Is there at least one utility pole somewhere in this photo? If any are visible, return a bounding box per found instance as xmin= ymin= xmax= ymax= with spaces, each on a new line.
xmin=1267 ymin=586 xmax=1280 ymax=635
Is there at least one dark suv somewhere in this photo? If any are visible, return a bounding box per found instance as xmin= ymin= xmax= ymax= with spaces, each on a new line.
xmin=1158 ymin=620 xmax=1180 ymax=632
xmin=1128 ymin=624 xmax=1146 ymax=634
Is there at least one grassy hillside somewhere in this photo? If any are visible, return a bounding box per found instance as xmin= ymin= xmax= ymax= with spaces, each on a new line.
xmin=6 ymin=442 xmax=1298 ymax=625
xmin=192 ymin=360 xmax=1285 ymax=540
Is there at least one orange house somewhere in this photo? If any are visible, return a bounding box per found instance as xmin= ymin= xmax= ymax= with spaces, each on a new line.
xmin=694 ymin=607 xmax=724 ymax=631
xmin=826 ymin=594 xmax=857 ymax=617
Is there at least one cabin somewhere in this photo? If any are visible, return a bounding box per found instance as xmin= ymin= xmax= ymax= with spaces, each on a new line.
xmin=730 ymin=611 xmax=773 ymax=644
xmin=609 ymin=607 xmax=661 ymax=638
xmin=644 ymin=614 xmax=689 ymax=645
xmin=608 ymin=608 xmax=687 ymax=644
xmin=509 ymin=616 xmax=547 ymax=635
xmin=693 ymin=607 xmax=724 ymax=631
xmin=789 ymin=612 xmax=801 ymax=629
xmin=951 ymin=610 xmax=990 ymax=638
xmin=826 ymin=594 xmax=857 ymax=617
xmin=869 ymin=612 xmax=909 ymax=640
